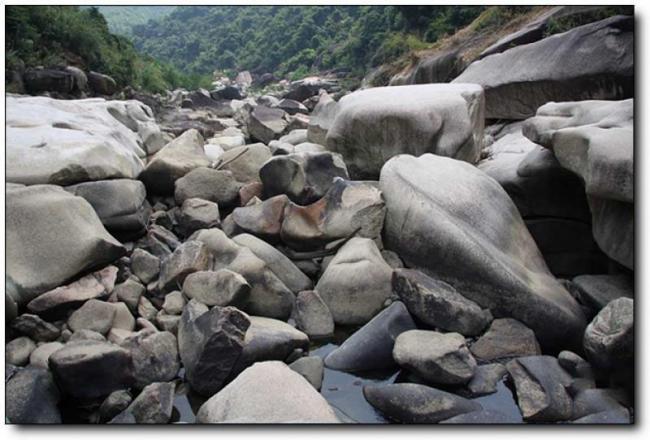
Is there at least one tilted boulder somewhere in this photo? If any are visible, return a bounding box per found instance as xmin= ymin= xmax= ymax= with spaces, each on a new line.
xmin=248 ymin=105 xmax=288 ymax=144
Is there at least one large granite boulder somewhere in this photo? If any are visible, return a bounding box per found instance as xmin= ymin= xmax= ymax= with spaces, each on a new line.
xmin=453 ymin=15 xmax=633 ymax=119
xmin=6 ymin=185 xmax=125 ymax=306
xmin=380 ymin=154 xmax=586 ymax=350
xmin=6 ymin=96 xmax=162 ymax=185
xmin=196 ymin=361 xmax=340 ymax=423
xmin=523 ymin=99 xmax=633 ymax=269
xmin=326 ymin=83 xmax=484 ymax=179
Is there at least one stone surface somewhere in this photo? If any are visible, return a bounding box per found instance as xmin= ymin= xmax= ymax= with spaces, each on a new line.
xmin=6 ymin=336 xmax=36 ymax=366
xmin=178 ymin=198 xmax=221 ymax=235
xmin=467 ymin=364 xmax=507 ymax=397
xmin=248 ymin=105 xmax=288 ymax=144
xmin=324 ymin=301 xmax=415 ymax=372
xmin=393 ymin=268 xmax=492 ymax=336
xmin=440 ymin=409 xmax=521 ymax=424
xmin=316 ymin=237 xmax=392 ymax=325
xmin=572 ymin=274 xmax=634 ymax=312
xmin=114 ymin=278 xmax=145 ymax=313
xmin=307 ymin=92 xmax=339 ymax=146
xmin=162 ymin=291 xmax=186 ymax=315
xmin=380 ymin=154 xmax=586 ymax=350
xmin=470 ymin=318 xmax=541 ymax=362
xmin=126 ymin=382 xmax=175 ymax=424
xmin=29 ymin=342 xmax=64 ymax=369
xmin=583 ymin=298 xmax=633 ymax=369
xmin=290 ymin=356 xmax=324 ymax=391
xmin=158 ymin=240 xmax=212 ymax=292
xmin=196 ymin=361 xmax=339 ymax=423
xmin=453 ymin=15 xmax=633 ymax=119
xmin=6 ymin=185 xmax=125 ymax=306
xmin=294 ymin=290 xmax=335 ymax=339
xmin=219 ymin=143 xmax=272 ymax=183
xmin=99 ymin=390 xmax=132 ymax=423
xmin=363 ymin=383 xmax=482 ymax=423
xmin=120 ymin=330 xmax=180 ymax=388
xmin=394 ymin=330 xmax=477 ymax=385
xmin=12 ymin=314 xmax=61 ymax=342
xmin=6 ymin=366 xmax=61 ymax=423
xmin=326 ymin=83 xmax=484 ymax=179
xmin=231 ymin=195 xmax=288 ymax=242
xmin=130 ymin=249 xmax=161 ymax=285
xmin=67 ymin=299 xmax=116 ymax=335
xmin=182 ymin=269 xmax=250 ymax=307
xmin=174 ymin=167 xmax=241 ymax=207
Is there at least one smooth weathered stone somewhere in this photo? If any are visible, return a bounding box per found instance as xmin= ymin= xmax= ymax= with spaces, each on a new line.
xmin=290 ymin=356 xmax=324 ymax=391
xmin=196 ymin=361 xmax=339 ymax=423
xmin=6 ymin=366 xmax=61 ymax=423
xmin=380 ymin=154 xmax=586 ymax=350
xmin=6 ymin=336 xmax=37 ymax=366
xmin=27 ymin=266 xmax=117 ymax=319
xmin=174 ymin=167 xmax=242 ymax=207
xmin=571 ymin=388 xmax=629 ymax=420
xmin=12 ymin=314 xmax=61 ymax=342
xmin=324 ymin=301 xmax=415 ymax=372
xmin=232 ymin=194 xmax=288 ymax=242
xmin=316 ymin=237 xmax=392 ymax=325
xmin=29 ymin=342 xmax=64 ymax=369
xmin=294 ymin=290 xmax=334 ymax=339
xmin=162 ymin=291 xmax=186 ymax=315
xmin=233 ymin=233 xmax=312 ymax=293
xmin=139 ymin=129 xmax=210 ymax=195
xmin=506 ymin=355 xmax=573 ymax=422
xmin=178 ymin=301 xmax=250 ymax=396
xmin=126 ymin=382 xmax=175 ymax=424
xmin=182 ymin=269 xmax=250 ymax=307
xmin=137 ymin=296 xmax=158 ymax=322
xmin=248 ymin=106 xmax=288 ymax=144
xmin=49 ymin=340 xmax=134 ymax=400
xmin=583 ymin=298 xmax=633 ymax=369
xmin=281 ymin=178 xmax=386 ymax=251
xmin=130 ymin=249 xmax=161 ymax=284
xmin=307 ymin=92 xmax=339 ymax=146
xmin=558 ymin=351 xmax=594 ymax=380
xmin=7 ymin=185 xmax=125 ymax=306
xmin=454 ymin=16 xmax=633 ymax=119
xmin=219 ymin=143 xmax=272 ymax=183
xmin=572 ymin=274 xmax=633 ymax=313
xmin=363 ymin=383 xmax=482 ymax=423
xmin=178 ymin=198 xmax=221 ymax=235
xmin=393 ymin=269 xmax=492 ymax=336
xmin=114 ymin=278 xmax=146 ymax=313
xmin=467 ymin=364 xmax=507 ymax=397
xmin=120 ymin=330 xmax=180 ymax=388
xmin=158 ymin=240 xmax=212 ymax=292
xmin=470 ymin=318 xmax=542 ymax=362
xmin=99 ymin=390 xmax=132 ymax=423
xmin=327 ymin=83 xmax=484 ymax=179
xmin=68 ymin=299 xmax=116 ymax=335
xmin=394 ymin=330 xmax=477 ymax=385
xmin=156 ymin=311 xmax=181 ymax=335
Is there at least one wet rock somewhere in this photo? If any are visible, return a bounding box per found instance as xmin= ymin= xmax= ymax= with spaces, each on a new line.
xmin=182 ymin=269 xmax=250 ymax=307
xmin=324 ymin=301 xmax=415 ymax=372
xmin=393 ymin=268 xmax=492 ymax=336
xmin=178 ymin=198 xmax=221 ymax=235
xmin=316 ymin=237 xmax=392 ymax=325
xmin=6 ymin=366 xmax=61 ymax=423
xmin=120 ymin=330 xmax=179 ymax=388
xmin=467 ymin=364 xmax=507 ymax=396
xmin=174 ymin=167 xmax=241 ymax=207
xmin=394 ymin=330 xmax=477 ymax=385
xmin=470 ymin=318 xmax=541 ymax=362
xmin=158 ymin=240 xmax=212 ymax=292
xmin=294 ymin=290 xmax=334 ymax=339
xmin=506 ymin=355 xmax=573 ymax=422
xmin=49 ymin=340 xmax=134 ymax=401
xmin=196 ymin=361 xmax=339 ymax=423
xmin=178 ymin=301 xmax=250 ymax=396
xmin=125 ymin=382 xmax=175 ymax=424
xmin=363 ymin=383 xmax=482 ymax=423
xmin=12 ymin=314 xmax=61 ymax=342
xmin=6 ymin=336 xmax=36 ymax=366
xmin=290 ymin=356 xmax=324 ymax=391
xmin=29 ymin=342 xmax=64 ymax=369
xmin=583 ymin=298 xmax=633 ymax=369
xmin=380 ymin=154 xmax=586 ymax=350
xmin=68 ymin=299 xmax=116 ymax=335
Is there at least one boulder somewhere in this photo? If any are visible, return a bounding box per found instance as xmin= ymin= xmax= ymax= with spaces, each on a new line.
xmin=248 ymin=105 xmax=288 ymax=144
xmin=290 ymin=356 xmax=324 ymax=391
xmin=6 ymin=96 xmax=161 ymax=185
xmin=572 ymin=409 xmax=631 ymax=424
xmin=139 ymin=129 xmax=210 ymax=195
xmin=23 ymin=67 xmax=74 ymax=94
xmin=467 ymin=363 xmax=508 ymax=397
xmin=218 ymin=143 xmax=272 ymax=183
xmin=315 ymin=237 xmax=392 ymax=325
xmin=277 ymin=98 xmax=308 ymax=115
xmin=162 ymin=291 xmax=186 ymax=315
xmin=363 ymin=383 xmax=482 ymax=423
xmin=99 ymin=390 xmax=132 ymax=423
xmin=120 ymin=330 xmax=180 ymax=388
xmin=324 ymin=301 xmax=415 ymax=372
xmin=393 ymin=269 xmax=492 ymax=336
xmin=49 ymin=340 xmax=134 ymax=400
xmin=174 ymin=167 xmax=242 ymax=207
xmin=130 ymin=249 xmax=161 ymax=285
xmin=158 ymin=240 xmax=212 ymax=292
xmin=294 ymin=290 xmax=335 ymax=339
xmin=284 ymin=77 xmax=338 ymax=102
xmin=177 ymin=198 xmax=221 ymax=235
xmin=231 ymin=195 xmax=288 ymax=242
xmin=389 ymin=49 xmax=463 ymax=85
xmin=120 ymin=382 xmax=175 ymax=424
xmin=326 ymin=83 xmax=484 ymax=179
xmin=5 ymin=366 xmax=61 ymax=423
xmin=178 ymin=301 xmax=250 ymax=396
xmin=453 ymin=15 xmax=633 ymax=119
xmin=440 ymin=409 xmax=521 ymax=424
xmin=281 ymin=178 xmax=385 ymax=251
xmin=196 ymin=361 xmax=339 ymax=423
xmin=307 ymin=92 xmax=339 ymax=146
xmin=87 ymin=71 xmax=117 ymax=95
xmin=572 ymin=274 xmax=634 ymax=313
xmin=114 ymin=278 xmax=145 ymax=313
xmin=182 ymin=269 xmax=250 ymax=307
xmin=12 ymin=314 xmax=61 ymax=342
xmin=583 ymin=298 xmax=633 ymax=369
xmin=260 ymin=151 xmax=349 ymax=204
xmin=67 ymin=299 xmax=117 ymax=335
xmin=571 ymin=388 xmax=630 ymax=420
xmin=470 ymin=318 xmax=541 ymax=362
xmin=279 ymin=129 xmax=308 ymax=145
xmin=211 ymin=85 xmax=243 ymax=100
xmin=380 ymin=154 xmax=587 ymax=350
xmin=29 ymin=342 xmax=64 ymax=369
xmin=6 ymin=336 xmax=36 ymax=366
xmin=393 ymin=330 xmax=477 ymax=385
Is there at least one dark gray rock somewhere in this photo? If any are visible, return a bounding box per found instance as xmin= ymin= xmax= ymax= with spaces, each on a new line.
xmin=470 ymin=318 xmax=541 ymax=362
xmin=572 ymin=274 xmax=634 ymax=313
xmin=88 ymin=71 xmax=117 ymax=95
xmin=467 ymin=363 xmax=507 ymax=397
xmin=248 ymin=105 xmax=288 ymax=144
xmin=23 ymin=67 xmax=74 ymax=94
xmin=99 ymin=390 xmax=132 ymax=423
xmin=158 ymin=240 xmax=212 ymax=292
xmin=126 ymin=382 xmax=175 ymax=424
xmin=572 ymin=408 xmax=631 ymax=424
xmin=440 ymin=409 xmax=521 ymax=424
xmin=571 ymin=388 xmax=629 ymax=420
xmin=177 ymin=198 xmax=221 ymax=235
xmin=5 ymin=366 xmax=61 ymax=423
xmin=130 ymin=249 xmax=161 ymax=285
xmin=12 ymin=314 xmax=61 ymax=342
xmin=120 ymin=330 xmax=180 ymax=388
xmin=583 ymin=298 xmax=633 ymax=369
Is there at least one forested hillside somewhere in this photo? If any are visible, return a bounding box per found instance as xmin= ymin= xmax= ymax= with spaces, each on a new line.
xmin=92 ymin=6 xmax=175 ymax=36
xmin=129 ymin=6 xmax=485 ymax=78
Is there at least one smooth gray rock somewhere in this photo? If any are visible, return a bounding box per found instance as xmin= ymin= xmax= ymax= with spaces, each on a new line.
xmin=363 ymin=383 xmax=482 ymax=423
xmin=389 ymin=49 xmax=462 ymax=85
xmin=130 ymin=249 xmax=161 ymax=285
xmin=394 ymin=330 xmax=477 ymax=385
xmin=572 ymin=274 xmax=633 ymax=313
xmin=178 ymin=301 xmax=250 ymax=396
xmin=29 ymin=342 xmax=64 ymax=369
xmin=174 ymin=167 xmax=242 ymax=207
xmin=137 ymin=296 xmax=159 ymax=322
xmin=470 ymin=318 xmax=541 ymax=362
xmin=178 ymin=198 xmax=221 ymax=235
xmin=158 ymin=240 xmax=212 ymax=292
xmin=49 ymin=340 xmax=134 ymax=401
xmin=68 ymin=299 xmax=116 ymax=335
xmin=231 ymin=194 xmax=287 ymax=241
xmin=326 ymin=83 xmax=483 ymax=179
xmin=393 ymin=268 xmax=492 ymax=336
xmin=6 ymin=337 xmax=37 ymax=366
xmin=380 ymin=154 xmax=586 ymax=350
xmin=156 ymin=311 xmax=181 ymax=335
xmin=307 ymin=92 xmax=339 ymax=146
xmin=162 ymin=291 xmax=186 ymax=315
xmin=571 ymin=388 xmax=629 ymax=420
xmin=196 ymin=361 xmax=339 ymax=423
xmin=324 ymin=301 xmax=415 ymax=372
xmin=182 ymin=269 xmax=250 ymax=307
xmin=6 ymin=185 xmax=125 ymax=306
xmin=290 ymin=356 xmax=324 ymax=391
xmin=294 ymin=290 xmax=334 ymax=339
xmin=114 ymin=277 xmax=145 ymax=312
xmin=583 ymin=298 xmax=633 ymax=369
xmin=12 ymin=314 xmax=61 ymax=342
xmin=248 ymin=105 xmax=288 ymax=144
xmin=126 ymin=382 xmax=175 ymax=424
xmin=219 ymin=143 xmax=272 ymax=183
xmin=454 ymin=16 xmax=633 ymax=119
xmin=467 ymin=364 xmax=507 ymax=397
xmin=120 ymin=330 xmax=180 ymax=388
xmin=6 ymin=366 xmax=61 ymax=423
xmin=316 ymin=237 xmax=392 ymax=325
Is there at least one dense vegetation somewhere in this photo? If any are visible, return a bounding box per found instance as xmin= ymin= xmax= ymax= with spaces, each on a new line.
xmin=5 ymin=5 xmax=211 ymax=93
xmin=91 ymin=6 xmax=175 ymax=36
xmin=129 ymin=6 xmax=486 ymax=79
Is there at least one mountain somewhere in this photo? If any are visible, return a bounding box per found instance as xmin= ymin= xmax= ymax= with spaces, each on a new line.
xmin=93 ymin=6 xmax=175 ymax=36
